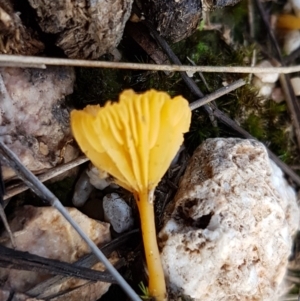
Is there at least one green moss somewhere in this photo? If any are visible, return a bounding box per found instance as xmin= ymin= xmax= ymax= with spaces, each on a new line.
xmin=69 ymin=67 xmax=132 ymax=109
xmin=45 ymin=176 xmax=77 ymax=206
xmin=244 ymin=113 xmax=266 ymax=140
xmin=186 ymin=111 xmax=220 ymax=153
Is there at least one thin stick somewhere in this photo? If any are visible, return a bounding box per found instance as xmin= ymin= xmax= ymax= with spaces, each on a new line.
xmin=0 ymin=244 xmax=117 ymax=282
xmin=2 ymin=54 xmax=300 ymax=73
xmin=248 ymin=49 xmax=257 ymax=83
xmin=283 ymin=46 xmax=300 ymax=65
xmin=279 ymin=74 xmax=300 ymax=151
xmin=0 ymin=61 xmax=46 ymax=69
xmin=248 ymin=0 xmax=255 ymax=39
xmin=187 ymin=56 xmax=211 ymax=91
xmin=189 ymin=79 xmax=246 ymax=110
xmin=253 ymin=0 xmax=282 ymax=61
xmin=0 ymin=141 xmax=142 ymax=301
xmin=4 ymin=156 xmax=89 ymax=202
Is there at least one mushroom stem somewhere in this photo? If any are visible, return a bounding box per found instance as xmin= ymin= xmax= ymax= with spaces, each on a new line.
xmin=136 ymin=190 xmax=167 ymax=301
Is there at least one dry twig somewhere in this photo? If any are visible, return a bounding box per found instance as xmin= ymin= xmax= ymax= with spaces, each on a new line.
xmin=189 ymin=79 xmax=246 ymax=110
xmin=2 ymin=54 xmax=300 ymax=73
xmin=3 ymin=156 xmax=89 ymax=202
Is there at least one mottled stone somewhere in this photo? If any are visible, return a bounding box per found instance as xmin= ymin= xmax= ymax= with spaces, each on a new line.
xmin=0 ymin=206 xmax=111 ymax=292
xmin=0 ymin=67 xmax=75 ymax=180
xmin=103 ymin=193 xmax=134 ymax=233
xmin=159 ymin=138 xmax=299 ymax=301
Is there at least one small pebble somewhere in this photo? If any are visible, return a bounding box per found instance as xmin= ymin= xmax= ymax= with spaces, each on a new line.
xmin=271 ymin=87 xmax=285 ymax=103
xmin=283 ymin=30 xmax=300 ymax=55
xmin=103 ymin=193 xmax=134 ymax=233
xmin=291 ymin=0 xmax=300 ymax=17
xmin=254 ymin=60 xmax=279 ymax=83
xmin=72 ymin=170 xmax=94 ymax=207
xmin=290 ymin=77 xmax=300 ymax=95
xmin=252 ymin=76 xmax=274 ymax=98
xmin=87 ymin=165 xmax=117 ymax=190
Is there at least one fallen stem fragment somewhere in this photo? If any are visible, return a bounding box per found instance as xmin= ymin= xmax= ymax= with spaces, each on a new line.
xmin=189 ymin=79 xmax=246 ymax=110
xmin=0 ymin=244 xmax=118 ymax=282
xmin=187 ymin=56 xmax=211 ymax=91
xmin=0 ymin=162 xmax=15 ymax=247
xmin=0 ymin=141 xmax=142 ymax=301
xmin=2 ymin=54 xmax=300 ymax=73
xmin=3 ymin=156 xmax=89 ymax=202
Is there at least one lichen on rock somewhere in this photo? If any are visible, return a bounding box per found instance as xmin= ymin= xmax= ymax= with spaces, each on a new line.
xmin=0 ymin=67 xmax=76 ymax=180
xmin=159 ymin=138 xmax=299 ymax=301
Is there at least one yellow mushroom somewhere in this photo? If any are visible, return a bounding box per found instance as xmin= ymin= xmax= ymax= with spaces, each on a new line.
xmin=71 ymin=89 xmax=191 ymax=301
xmin=277 ymin=14 xmax=300 ymax=30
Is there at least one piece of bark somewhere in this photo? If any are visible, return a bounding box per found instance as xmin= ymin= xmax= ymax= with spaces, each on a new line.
xmin=126 ymin=22 xmax=170 ymax=67
xmin=28 ymin=0 xmax=133 ymax=59
xmin=0 ymin=0 xmax=44 ymax=55
xmin=137 ymin=0 xmax=240 ymax=43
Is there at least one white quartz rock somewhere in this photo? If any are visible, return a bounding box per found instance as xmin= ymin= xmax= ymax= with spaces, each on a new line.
xmin=252 ymin=76 xmax=274 ymax=98
xmin=159 ymin=138 xmax=299 ymax=301
xmin=254 ymin=60 xmax=279 ymax=83
xmin=290 ymin=77 xmax=300 ymax=96
xmin=291 ymin=0 xmax=300 ymax=17
xmin=87 ymin=165 xmax=118 ymax=190
xmin=283 ymin=30 xmax=300 ymax=55
xmin=72 ymin=169 xmax=94 ymax=207
xmin=103 ymin=193 xmax=134 ymax=233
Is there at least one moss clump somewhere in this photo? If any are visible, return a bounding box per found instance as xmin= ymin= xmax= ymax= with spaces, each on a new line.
xmin=69 ymin=67 xmax=132 ymax=108
xmin=244 ymin=113 xmax=267 ymax=140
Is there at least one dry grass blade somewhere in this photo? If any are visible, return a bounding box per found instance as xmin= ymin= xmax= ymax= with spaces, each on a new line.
xmin=0 ymin=244 xmax=118 ymax=282
xmin=189 ymin=79 xmax=246 ymax=110
xmin=3 ymin=156 xmax=89 ymax=202
xmin=2 ymin=54 xmax=300 ymax=73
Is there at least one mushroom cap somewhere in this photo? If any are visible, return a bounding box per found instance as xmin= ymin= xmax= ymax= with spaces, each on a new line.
xmin=71 ymin=89 xmax=191 ymax=193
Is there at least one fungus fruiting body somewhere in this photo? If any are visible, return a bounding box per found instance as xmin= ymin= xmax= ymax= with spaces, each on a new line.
xmin=71 ymin=89 xmax=191 ymax=301
xmin=277 ymin=14 xmax=300 ymax=29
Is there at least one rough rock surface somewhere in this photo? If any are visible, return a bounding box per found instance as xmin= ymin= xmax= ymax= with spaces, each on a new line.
xmin=0 ymin=205 xmax=111 ymax=293
xmin=159 ymin=138 xmax=299 ymax=301
xmin=0 ymin=67 xmax=75 ymax=180
xmin=28 ymin=0 xmax=133 ymax=59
